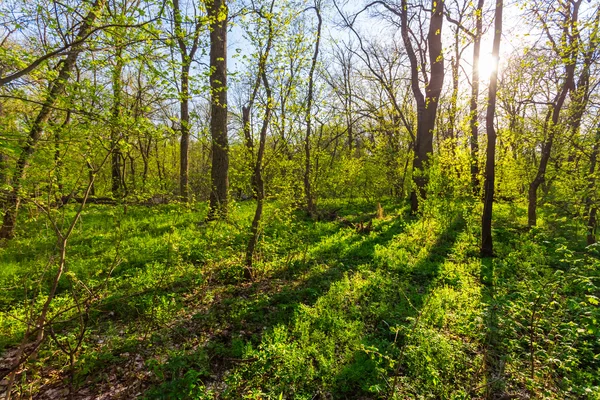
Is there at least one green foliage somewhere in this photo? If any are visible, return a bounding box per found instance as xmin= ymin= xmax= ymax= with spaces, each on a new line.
xmin=0 ymin=196 xmax=598 ymax=399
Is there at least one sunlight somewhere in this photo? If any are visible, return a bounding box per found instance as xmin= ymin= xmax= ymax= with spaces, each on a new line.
xmin=479 ymin=53 xmax=499 ymax=79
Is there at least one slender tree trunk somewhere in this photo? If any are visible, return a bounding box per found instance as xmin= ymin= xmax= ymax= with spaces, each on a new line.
xmin=155 ymin=141 xmax=165 ymax=191
xmin=242 ymin=105 xmax=258 ymax=197
xmin=207 ymin=0 xmax=229 ymax=218
xmin=54 ymin=111 xmax=70 ymax=197
xmin=470 ymin=0 xmax=484 ymax=192
xmin=180 ymin=63 xmax=191 ymax=201
xmin=141 ymin=137 xmax=150 ymax=189
xmin=586 ymin=124 xmax=600 ymax=245
xmin=111 ymin=46 xmax=123 ymax=197
xmin=245 ymin=2 xmax=275 ymax=276
xmin=173 ymin=0 xmax=201 ymax=202
xmin=304 ymin=3 xmax=322 ymax=217
xmin=128 ymin=153 xmax=136 ymax=192
xmin=120 ymin=152 xmax=128 ymax=196
xmin=87 ymin=161 xmax=95 ymax=197
xmin=245 ymin=70 xmax=272 ymax=277
xmin=481 ymin=0 xmax=503 ymax=257
xmin=0 ymin=0 xmax=105 ymax=239
xmin=527 ymin=0 xmax=581 ymax=227
xmin=0 ymin=101 xmax=8 ymax=207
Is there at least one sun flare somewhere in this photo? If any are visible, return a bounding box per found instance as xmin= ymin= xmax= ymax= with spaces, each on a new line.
xmin=478 ymin=53 xmax=499 ymax=79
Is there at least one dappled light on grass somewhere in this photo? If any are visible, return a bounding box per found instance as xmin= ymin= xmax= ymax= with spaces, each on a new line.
xmin=1 ymin=200 xmax=599 ymax=398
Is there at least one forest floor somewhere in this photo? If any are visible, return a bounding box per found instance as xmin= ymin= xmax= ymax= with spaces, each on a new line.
xmin=0 ymin=199 xmax=598 ymax=399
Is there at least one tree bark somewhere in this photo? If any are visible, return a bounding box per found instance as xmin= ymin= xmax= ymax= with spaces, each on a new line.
xmin=207 ymin=0 xmax=229 ymax=218
xmin=481 ymin=0 xmax=503 ymax=257
xmin=111 ymin=46 xmax=123 ymax=197
xmin=586 ymin=124 xmax=600 ymax=245
xmin=173 ymin=0 xmax=202 ymax=202
xmin=246 ymin=69 xmax=272 ymax=277
xmin=0 ymin=101 xmax=8 ymax=207
xmin=402 ymin=0 xmax=445 ymax=213
xmin=304 ymin=3 xmax=322 ymax=217
xmin=470 ymin=0 xmax=484 ymax=192
xmin=0 ymin=0 xmax=106 ymax=240
xmin=179 ymin=63 xmax=191 ymax=201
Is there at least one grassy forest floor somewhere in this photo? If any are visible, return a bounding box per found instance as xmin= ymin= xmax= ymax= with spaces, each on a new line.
xmin=0 ymin=198 xmax=598 ymax=399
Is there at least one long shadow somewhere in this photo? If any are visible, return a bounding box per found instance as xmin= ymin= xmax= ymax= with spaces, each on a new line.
xmin=328 ymin=216 xmax=468 ymax=397
xmin=21 ymin=201 xmax=411 ymax=397
xmin=136 ymin=210 xmax=412 ymax=397
xmin=479 ymin=257 xmax=504 ymax=399
xmin=48 ymin=204 xmax=405 ymax=397
xmin=140 ymin=214 xmax=465 ymax=399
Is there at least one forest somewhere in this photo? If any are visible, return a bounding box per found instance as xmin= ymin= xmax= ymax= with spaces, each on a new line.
xmin=0 ymin=0 xmax=599 ymax=398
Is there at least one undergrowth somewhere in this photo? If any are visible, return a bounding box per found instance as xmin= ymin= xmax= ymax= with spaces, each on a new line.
xmin=0 ymin=198 xmax=598 ymax=399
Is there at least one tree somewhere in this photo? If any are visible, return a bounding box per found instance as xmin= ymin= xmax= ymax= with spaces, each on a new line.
xmin=527 ymin=0 xmax=583 ymax=227
xmin=481 ymin=0 xmax=502 ymax=257
xmin=172 ymin=0 xmax=204 ymax=202
xmin=402 ymin=0 xmax=445 ymax=213
xmin=0 ymin=0 xmax=107 ymax=239
xmin=469 ymin=0 xmax=485 ymax=191
xmin=586 ymin=123 xmax=600 ymax=244
xmin=245 ymin=0 xmax=276 ymax=276
xmin=303 ymin=0 xmax=322 ymax=217
xmin=207 ymin=0 xmax=229 ymax=218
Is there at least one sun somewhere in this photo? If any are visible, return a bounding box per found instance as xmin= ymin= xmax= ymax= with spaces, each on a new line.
xmin=478 ymin=53 xmax=499 ymax=79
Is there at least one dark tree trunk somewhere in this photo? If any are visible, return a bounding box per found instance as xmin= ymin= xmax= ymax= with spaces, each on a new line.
xmin=481 ymin=0 xmax=503 ymax=257
xmin=180 ymin=63 xmax=191 ymax=201
xmin=173 ymin=0 xmax=201 ymax=202
xmin=111 ymin=46 xmax=123 ymax=197
xmin=245 ymin=70 xmax=272 ymax=277
xmin=303 ymin=3 xmax=322 ymax=217
xmin=0 ymin=0 xmax=105 ymax=239
xmin=586 ymin=124 xmax=600 ymax=245
xmin=245 ymin=1 xmax=275 ymax=277
xmin=207 ymin=0 xmax=229 ymax=218
xmin=0 ymin=101 xmax=8 ymax=207
xmin=402 ymin=0 xmax=445 ymax=213
xmin=470 ymin=0 xmax=484 ymax=192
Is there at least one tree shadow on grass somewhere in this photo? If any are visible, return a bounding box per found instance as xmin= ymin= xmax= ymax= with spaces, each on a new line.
xmin=343 ymin=216 xmax=469 ymax=398
xmin=133 ymin=211 xmax=412 ymax=397
xmin=266 ymin=214 xmax=469 ymax=398
xmin=152 ymin=215 xmax=467 ymax=399
xmin=41 ymin=205 xmax=402 ymax=395
xmin=21 ymin=201 xmax=414 ymax=398
xmin=478 ymin=256 xmax=505 ymax=399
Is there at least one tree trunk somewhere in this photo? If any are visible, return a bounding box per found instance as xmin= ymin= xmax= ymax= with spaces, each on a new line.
xmin=303 ymin=3 xmax=322 ymax=217
xmin=242 ymin=105 xmax=258 ymax=197
xmin=245 ymin=69 xmax=272 ymax=277
xmin=111 ymin=46 xmax=123 ymax=197
xmin=0 ymin=101 xmax=8 ymax=207
xmin=481 ymin=0 xmax=503 ymax=257
xmin=403 ymin=0 xmax=445 ymax=213
xmin=173 ymin=0 xmax=202 ymax=202
xmin=470 ymin=0 xmax=484 ymax=192
xmin=527 ymin=0 xmax=581 ymax=227
xmin=0 ymin=0 xmax=105 ymax=240
xmin=245 ymin=1 xmax=276 ymax=277
xmin=180 ymin=63 xmax=191 ymax=201
xmin=207 ymin=0 xmax=229 ymax=218
xmin=586 ymin=124 xmax=600 ymax=245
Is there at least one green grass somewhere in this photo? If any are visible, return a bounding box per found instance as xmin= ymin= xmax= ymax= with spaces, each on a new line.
xmin=0 ymin=198 xmax=598 ymax=399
